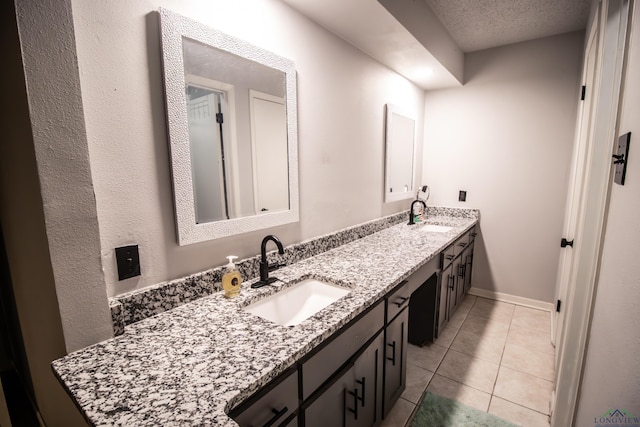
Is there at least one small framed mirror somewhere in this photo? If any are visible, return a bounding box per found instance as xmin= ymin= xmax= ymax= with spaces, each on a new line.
xmin=159 ymin=8 xmax=299 ymax=245
xmin=384 ymin=104 xmax=417 ymax=202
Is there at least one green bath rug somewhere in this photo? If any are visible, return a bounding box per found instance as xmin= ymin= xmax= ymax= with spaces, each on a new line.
xmin=411 ymin=392 xmax=520 ymax=427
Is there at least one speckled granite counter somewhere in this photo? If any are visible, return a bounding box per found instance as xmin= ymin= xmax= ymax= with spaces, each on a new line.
xmin=53 ymin=213 xmax=478 ymax=426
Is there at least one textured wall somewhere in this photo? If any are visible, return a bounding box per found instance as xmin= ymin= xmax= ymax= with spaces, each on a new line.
xmin=4 ymin=0 xmax=103 ymax=424
xmin=15 ymin=0 xmax=113 ymax=353
xmin=574 ymin=1 xmax=640 ymax=422
xmin=422 ymin=32 xmax=583 ymax=302
xmin=70 ymin=0 xmax=424 ymax=298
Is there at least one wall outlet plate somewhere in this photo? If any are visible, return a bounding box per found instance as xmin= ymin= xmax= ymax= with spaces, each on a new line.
xmin=459 ymin=190 xmax=467 ymax=202
xmin=115 ymin=245 xmax=141 ymax=280
xmin=614 ymin=132 xmax=631 ymax=185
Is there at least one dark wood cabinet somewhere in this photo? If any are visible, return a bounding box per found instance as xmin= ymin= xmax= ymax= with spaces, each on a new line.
xmin=438 ymin=261 xmax=454 ymax=333
xmin=301 ymin=303 xmax=384 ymax=400
xmin=383 ymin=307 xmax=408 ymax=418
xmin=451 ymin=255 xmax=463 ymax=311
xmin=437 ymin=226 xmax=476 ymax=336
xmin=304 ymin=332 xmax=384 ymax=427
xmin=231 ymin=366 xmax=299 ymax=427
xmin=281 ymin=415 xmax=298 ymax=427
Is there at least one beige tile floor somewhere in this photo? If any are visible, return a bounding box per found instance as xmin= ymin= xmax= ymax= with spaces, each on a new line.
xmin=381 ymin=296 xmax=553 ymax=427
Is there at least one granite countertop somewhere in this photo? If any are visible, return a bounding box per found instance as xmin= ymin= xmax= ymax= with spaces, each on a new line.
xmin=53 ymin=215 xmax=477 ymax=426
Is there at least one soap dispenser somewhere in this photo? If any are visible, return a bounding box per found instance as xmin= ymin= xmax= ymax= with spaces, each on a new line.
xmin=222 ymin=256 xmax=242 ymax=298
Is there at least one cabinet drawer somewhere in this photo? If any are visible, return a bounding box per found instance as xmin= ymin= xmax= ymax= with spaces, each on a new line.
xmin=453 ymin=235 xmax=469 ymax=257
xmin=301 ymin=302 xmax=384 ymax=400
xmin=440 ymin=244 xmax=456 ymax=268
xmin=386 ymin=281 xmax=411 ymax=323
xmin=232 ymin=368 xmax=298 ymax=427
xmin=468 ymin=226 xmax=478 ymax=243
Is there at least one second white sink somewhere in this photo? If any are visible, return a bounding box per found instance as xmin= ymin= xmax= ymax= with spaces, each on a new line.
xmin=421 ymin=224 xmax=453 ymax=233
xmin=243 ymin=279 xmax=351 ymax=327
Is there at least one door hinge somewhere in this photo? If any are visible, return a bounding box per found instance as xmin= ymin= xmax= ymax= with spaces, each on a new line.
xmin=580 ymin=85 xmax=586 ymax=100
xmin=216 ymin=112 xmax=224 ymax=124
xmin=556 ymin=300 xmax=562 ymax=312
xmin=561 ymin=238 xmax=574 ymax=248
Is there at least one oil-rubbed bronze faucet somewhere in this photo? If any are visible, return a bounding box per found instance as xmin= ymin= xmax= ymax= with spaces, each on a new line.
xmin=251 ymin=235 xmax=285 ymax=288
xmin=408 ymin=199 xmax=427 ymax=225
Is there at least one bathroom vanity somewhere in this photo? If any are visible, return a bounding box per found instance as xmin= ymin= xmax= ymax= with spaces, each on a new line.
xmin=52 ymin=210 xmax=478 ymax=426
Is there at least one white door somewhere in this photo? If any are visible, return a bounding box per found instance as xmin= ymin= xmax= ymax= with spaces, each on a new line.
xmin=551 ymin=0 xmax=631 ymax=424
xmin=250 ymin=91 xmax=289 ymax=214
xmin=552 ymin=12 xmax=599 ymax=356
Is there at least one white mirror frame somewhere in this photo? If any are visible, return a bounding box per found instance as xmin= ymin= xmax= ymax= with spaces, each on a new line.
xmin=384 ymin=104 xmax=417 ymax=203
xmin=159 ymin=8 xmax=299 ymax=245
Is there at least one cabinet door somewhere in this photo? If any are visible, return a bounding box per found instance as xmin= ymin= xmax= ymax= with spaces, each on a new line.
xmin=383 ymin=307 xmax=408 ymax=418
xmin=464 ymin=244 xmax=474 ymax=294
xmin=437 ymin=265 xmax=453 ymax=333
xmin=281 ymin=414 xmax=298 ymax=427
xmin=304 ymin=333 xmax=384 ymax=427
xmin=450 ymin=256 xmax=462 ymax=312
xmin=456 ymin=252 xmax=466 ymax=304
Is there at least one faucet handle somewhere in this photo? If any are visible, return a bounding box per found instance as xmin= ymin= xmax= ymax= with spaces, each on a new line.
xmin=268 ymin=262 xmax=285 ymax=272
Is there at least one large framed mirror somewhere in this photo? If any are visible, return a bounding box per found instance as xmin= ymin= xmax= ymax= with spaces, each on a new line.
xmin=159 ymin=8 xmax=299 ymax=245
xmin=384 ymin=104 xmax=417 ymax=203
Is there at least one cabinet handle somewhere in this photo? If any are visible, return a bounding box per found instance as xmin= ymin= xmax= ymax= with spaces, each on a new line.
xmin=445 ymin=254 xmax=454 ymax=260
xmin=471 ymin=232 xmax=478 ymax=238
xmin=457 ymin=242 xmax=467 ymax=248
xmin=387 ymin=341 xmax=396 ymax=366
xmin=356 ymin=377 xmax=365 ymax=407
xmin=347 ymin=388 xmax=359 ymax=420
xmin=458 ymin=264 xmax=465 ymax=278
xmin=261 ymin=406 xmax=288 ymax=427
xmin=447 ymin=275 xmax=455 ymax=290
xmin=393 ymin=296 xmax=409 ymax=307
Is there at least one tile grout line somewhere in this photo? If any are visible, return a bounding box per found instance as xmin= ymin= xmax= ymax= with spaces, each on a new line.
xmin=410 ymin=296 xmax=553 ymax=425
xmin=487 ymin=305 xmax=515 ymax=414
xmin=401 ymin=295 xmax=478 ymax=427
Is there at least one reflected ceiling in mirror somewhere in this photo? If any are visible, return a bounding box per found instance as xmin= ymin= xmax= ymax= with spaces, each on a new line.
xmin=159 ymin=8 xmax=299 ymax=245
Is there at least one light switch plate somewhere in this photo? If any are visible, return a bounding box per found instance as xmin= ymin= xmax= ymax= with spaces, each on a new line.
xmin=115 ymin=245 xmax=141 ymax=280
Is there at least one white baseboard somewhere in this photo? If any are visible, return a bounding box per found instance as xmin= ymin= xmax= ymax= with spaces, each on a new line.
xmin=468 ymin=287 xmax=555 ymax=312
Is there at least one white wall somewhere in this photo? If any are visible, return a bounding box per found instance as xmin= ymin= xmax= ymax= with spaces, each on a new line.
xmin=422 ymin=32 xmax=583 ymax=302
xmin=70 ymin=0 xmax=424 ymax=298
xmin=2 ymin=1 xmax=101 ymax=424
xmin=574 ymin=1 xmax=640 ymax=422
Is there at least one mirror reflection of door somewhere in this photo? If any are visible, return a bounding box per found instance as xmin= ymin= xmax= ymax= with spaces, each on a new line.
xmin=250 ymin=90 xmax=289 ymax=214
xmin=186 ymin=82 xmax=235 ymax=223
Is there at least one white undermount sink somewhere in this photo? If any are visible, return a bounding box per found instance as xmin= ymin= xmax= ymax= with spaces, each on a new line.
xmin=243 ymin=279 xmax=351 ymax=327
xmin=421 ymin=224 xmax=453 ymax=233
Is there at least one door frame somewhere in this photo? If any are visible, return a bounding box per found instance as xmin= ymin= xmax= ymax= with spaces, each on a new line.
xmin=551 ymin=0 xmax=632 ymax=425
xmin=552 ymin=0 xmax=600 ymax=354
xmin=185 ymin=74 xmax=241 ymax=218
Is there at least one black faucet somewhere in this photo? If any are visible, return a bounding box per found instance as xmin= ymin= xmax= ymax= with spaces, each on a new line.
xmin=251 ymin=235 xmax=285 ymax=288
xmin=408 ymin=199 xmax=427 ymax=225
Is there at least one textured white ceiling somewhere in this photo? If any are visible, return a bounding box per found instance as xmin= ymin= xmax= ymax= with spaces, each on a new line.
xmin=424 ymin=0 xmax=592 ymax=52
xmin=281 ymin=0 xmax=592 ymax=89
